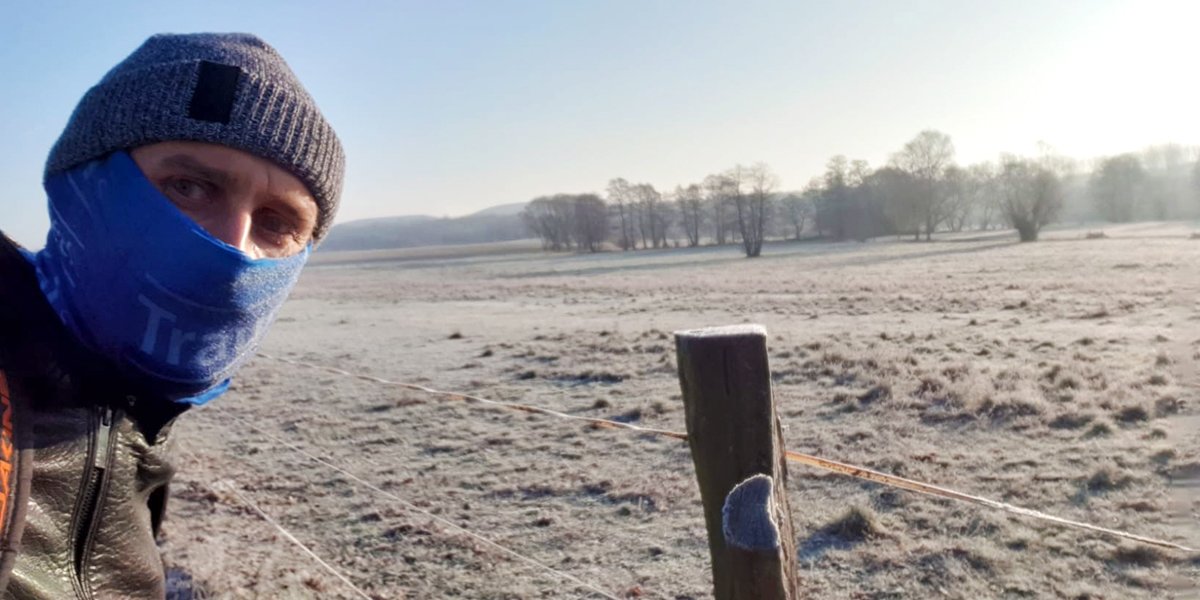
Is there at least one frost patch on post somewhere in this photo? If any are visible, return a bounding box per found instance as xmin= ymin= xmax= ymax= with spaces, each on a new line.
xmin=674 ymin=324 xmax=768 ymax=340
xmin=721 ymin=474 xmax=780 ymax=552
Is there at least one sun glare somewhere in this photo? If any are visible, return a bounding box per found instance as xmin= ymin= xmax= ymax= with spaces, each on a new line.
xmin=1031 ymin=1 xmax=1200 ymax=158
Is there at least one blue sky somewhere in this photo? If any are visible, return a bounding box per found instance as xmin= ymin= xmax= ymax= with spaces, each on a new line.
xmin=3 ymin=0 xmax=1198 ymax=247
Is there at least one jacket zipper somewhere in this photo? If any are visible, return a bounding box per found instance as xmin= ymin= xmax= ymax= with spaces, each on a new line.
xmin=73 ymin=405 xmax=115 ymax=597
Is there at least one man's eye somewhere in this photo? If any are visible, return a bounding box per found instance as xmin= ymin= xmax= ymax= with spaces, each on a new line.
xmin=168 ymin=178 xmax=209 ymax=202
xmin=256 ymin=212 xmax=300 ymax=243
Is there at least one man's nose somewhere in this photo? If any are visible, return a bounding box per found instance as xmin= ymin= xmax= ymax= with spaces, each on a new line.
xmin=201 ymin=209 xmax=256 ymax=257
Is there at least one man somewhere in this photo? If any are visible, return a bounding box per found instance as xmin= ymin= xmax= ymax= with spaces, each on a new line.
xmin=0 ymin=33 xmax=343 ymax=598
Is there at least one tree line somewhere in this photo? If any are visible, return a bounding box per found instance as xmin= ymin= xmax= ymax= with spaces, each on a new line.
xmin=522 ymin=131 xmax=1200 ymax=257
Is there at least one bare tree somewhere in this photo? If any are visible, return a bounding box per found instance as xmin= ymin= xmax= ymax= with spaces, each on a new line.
xmin=941 ymin=166 xmax=972 ymax=232
xmin=632 ymin=183 xmax=664 ymax=248
xmin=522 ymin=195 xmax=575 ymax=250
xmin=872 ymin=167 xmax=920 ymax=238
xmin=779 ymin=192 xmax=812 ymax=240
xmin=730 ymin=163 xmax=777 ymax=257
xmin=676 ymin=184 xmax=705 ymax=247
xmin=631 ymin=185 xmax=650 ymax=248
xmin=816 ymin=156 xmax=851 ymax=240
xmin=997 ymin=155 xmax=1062 ymax=242
xmin=844 ymin=160 xmax=879 ymax=242
xmin=803 ymin=178 xmax=827 ymax=238
xmin=606 ymin=178 xmax=636 ymax=250
xmin=890 ymin=130 xmax=956 ymax=240
xmin=654 ymin=194 xmax=677 ymax=248
xmin=522 ymin=198 xmax=555 ymax=250
xmin=703 ymin=174 xmax=737 ymax=245
xmin=572 ymin=194 xmax=609 ymax=252
xmin=963 ymin=163 xmax=1001 ymax=230
xmin=1090 ymin=154 xmax=1145 ymax=222
xmin=812 ymin=157 xmax=893 ymax=242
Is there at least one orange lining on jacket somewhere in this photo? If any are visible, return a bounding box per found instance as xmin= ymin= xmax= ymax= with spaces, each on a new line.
xmin=0 ymin=372 xmax=14 ymax=531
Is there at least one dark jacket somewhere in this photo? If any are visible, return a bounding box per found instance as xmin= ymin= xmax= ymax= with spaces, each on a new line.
xmin=0 ymin=232 xmax=187 ymax=599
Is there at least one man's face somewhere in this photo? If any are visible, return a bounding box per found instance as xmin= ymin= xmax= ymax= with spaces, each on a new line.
xmin=130 ymin=141 xmax=318 ymax=259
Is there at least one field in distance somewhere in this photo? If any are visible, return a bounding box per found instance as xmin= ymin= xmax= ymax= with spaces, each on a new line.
xmin=311 ymin=238 xmax=546 ymax=267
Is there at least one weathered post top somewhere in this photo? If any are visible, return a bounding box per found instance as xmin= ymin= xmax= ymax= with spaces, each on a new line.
xmin=675 ymin=324 xmax=768 ymax=339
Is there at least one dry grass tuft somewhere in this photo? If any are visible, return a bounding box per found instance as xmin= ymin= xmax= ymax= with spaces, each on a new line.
xmin=1056 ymin=374 xmax=1081 ymax=390
xmin=857 ymin=384 xmax=891 ymax=405
xmin=915 ymin=375 xmax=944 ymax=394
xmin=1149 ymin=447 xmax=1176 ymax=465
xmin=1084 ymin=464 xmax=1135 ymax=493
xmin=557 ymin=370 xmax=626 ymax=385
xmin=1048 ymin=411 xmax=1096 ymax=430
xmin=912 ymin=539 xmax=1007 ymax=583
xmin=822 ymin=505 xmax=887 ymax=542
xmin=948 ymin=544 xmax=1004 ymax=573
xmin=1145 ymin=426 xmax=1169 ymax=440
xmin=1114 ymin=404 xmax=1151 ymax=424
xmin=1112 ymin=543 xmax=1171 ymax=567
xmin=975 ymin=393 xmax=1044 ymax=420
xmin=1085 ymin=419 xmax=1116 ymax=438
xmin=1154 ymin=395 xmax=1183 ymax=416
xmin=1043 ymin=363 xmax=1063 ymax=380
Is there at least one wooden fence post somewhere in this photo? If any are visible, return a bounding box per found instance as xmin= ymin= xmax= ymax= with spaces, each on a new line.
xmin=675 ymin=324 xmax=799 ymax=600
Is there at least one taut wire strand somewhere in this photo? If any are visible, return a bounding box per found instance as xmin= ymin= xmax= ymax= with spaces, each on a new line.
xmin=781 ymin=450 xmax=1196 ymax=552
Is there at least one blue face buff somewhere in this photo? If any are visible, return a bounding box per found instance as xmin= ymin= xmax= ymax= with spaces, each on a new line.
xmin=30 ymin=151 xmax=309 ymax=405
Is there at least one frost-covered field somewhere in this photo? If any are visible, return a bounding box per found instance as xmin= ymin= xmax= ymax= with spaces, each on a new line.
xmin=162 ymin=223 xmax=1200 ymax=599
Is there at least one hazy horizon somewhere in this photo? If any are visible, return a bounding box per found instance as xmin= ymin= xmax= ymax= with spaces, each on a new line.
xmin=3 ymin=0 xmax=1199 ymax=247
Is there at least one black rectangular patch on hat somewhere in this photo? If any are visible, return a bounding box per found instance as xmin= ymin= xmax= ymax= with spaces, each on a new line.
xmin=188 ymin=61 xmax=241 ymax=124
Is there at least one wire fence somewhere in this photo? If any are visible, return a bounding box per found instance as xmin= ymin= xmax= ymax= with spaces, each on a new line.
xmin=255 ymin=352 xmax=1195 ymax=553
xmin=176 ymin=451 xmax=378 ymax=600
xmin=177 ymin=349 xmax=1197 ymax=597
xmin=223 ymin=414 xmax=621 ymax=599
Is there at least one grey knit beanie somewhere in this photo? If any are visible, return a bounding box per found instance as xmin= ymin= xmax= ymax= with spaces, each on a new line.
xmin=46 ymin=33 xmax=345 ymax=243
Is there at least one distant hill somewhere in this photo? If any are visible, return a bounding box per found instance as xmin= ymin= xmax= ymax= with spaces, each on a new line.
xmin=319 ymin=202 xmax=530 ymax=251
xmin=467 ymin=202 xmax=528 ymax=218
xmin=332 ymin=215 xmax=439 ymax=231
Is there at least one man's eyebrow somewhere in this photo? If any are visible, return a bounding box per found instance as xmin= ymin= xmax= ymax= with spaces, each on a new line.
xmin=160 ymin=154 xmax=236 ymax=188
xmin=267 ymin=192 xmax=318 ymax=227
